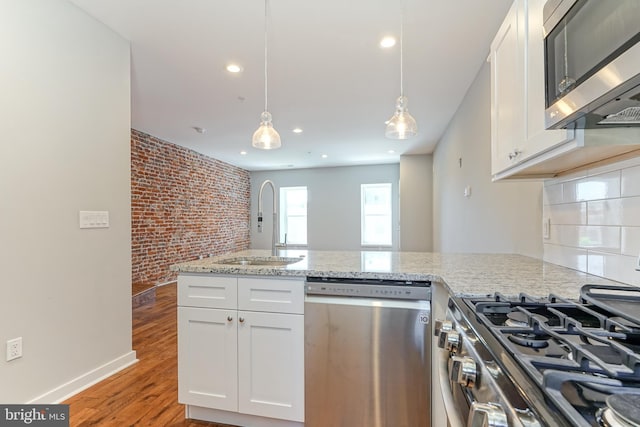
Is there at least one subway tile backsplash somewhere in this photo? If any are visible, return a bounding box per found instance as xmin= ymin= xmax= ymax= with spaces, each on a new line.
xmin=543 ymin=156 xmax=640 ymax=287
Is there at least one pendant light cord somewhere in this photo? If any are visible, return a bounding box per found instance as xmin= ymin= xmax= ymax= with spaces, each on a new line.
xmin=399 ymin=0 xmax=405 ymax=98
xmin=264 ymin=0 xmax=269 ymax=112
xmin=562 ymin=19 xmax=568 ymax=79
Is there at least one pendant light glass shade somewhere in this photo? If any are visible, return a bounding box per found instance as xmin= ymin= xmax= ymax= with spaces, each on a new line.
xmin=252 ymin=0 xmax=281 ymax=150
xmin=385 ymin=95 xmax=417 ymax=139
xmin=386 ymin=0 xmax=417 ymax=140
xmin=252 ymin=111 xmax=281 ymax=149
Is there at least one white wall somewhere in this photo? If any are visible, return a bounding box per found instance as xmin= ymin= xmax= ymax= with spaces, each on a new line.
xmin=250 ymin=165 xmax=400 ymax=251
xmin=400 ymin=154 xmax=433 ymax=251
xmin=543 ymin=156 xmax=640 ymax=286
xmin=433 ymin=62 xmax=543 ymax=258
xmin=0 ymin=0 xmax=134 ymax=403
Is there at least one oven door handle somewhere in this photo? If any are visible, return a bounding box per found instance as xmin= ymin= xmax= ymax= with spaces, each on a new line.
xmin=437 ymin=349 xmax=465 ymax=427
xmin=467 ymin=402 xmax=508 ymax=427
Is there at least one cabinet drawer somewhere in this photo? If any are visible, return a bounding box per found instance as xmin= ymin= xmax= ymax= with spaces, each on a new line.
xmin=178 ymin=275 xmax=237 ymax=309
xmin=238 ymin=278 xmax=304 ymax=314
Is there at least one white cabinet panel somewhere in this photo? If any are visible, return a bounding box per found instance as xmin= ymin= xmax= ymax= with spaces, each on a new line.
xmin=178 ymin=275 xmax=237 ymax=309
xmin=490 ymin=0 xmax=525 ymax=175
xmin=237 ymin=311 xmax=304 ymax=422
xmin=523 ymin=0 xmax=575 ymax=154
xmin=178 ymin=307 xmax=238 ymax=411
xmin=238 ymin=277 xmax=304 ymax=314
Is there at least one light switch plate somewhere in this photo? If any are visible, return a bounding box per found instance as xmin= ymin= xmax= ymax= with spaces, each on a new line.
xmin=636 ymin=252 xmax=640 ymax=271
xmin=79 ymin=211 xmax=109 ymax=229
xmin=542 ymin=218 xmax=550 ymax=239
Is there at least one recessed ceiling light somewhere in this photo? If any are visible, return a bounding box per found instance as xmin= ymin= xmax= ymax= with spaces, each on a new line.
xmin=388 ymin=150 xmax=395 ymax=154
xmin=226 ymin=64 xmax=243 ymax=73
xmin=292 ymin=128 xmax=303 ymax=134
xmin=193 ymin=126 xmax=206 ymax=134
xmin=380 ymin=36 xmax=396 ymax=48
xmin=321 ymin=154 xmax=328 ymax=159
xmin=240 ymin=150 xmax=247 ymax=155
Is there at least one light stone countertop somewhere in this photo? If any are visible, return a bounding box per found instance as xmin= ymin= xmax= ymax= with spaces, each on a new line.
xmin=169 ymin=249 xmax=629 ymax=299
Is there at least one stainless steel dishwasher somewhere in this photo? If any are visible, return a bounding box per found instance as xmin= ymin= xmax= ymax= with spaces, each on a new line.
xmin=304 ymin=276 xmax=432 ymax=427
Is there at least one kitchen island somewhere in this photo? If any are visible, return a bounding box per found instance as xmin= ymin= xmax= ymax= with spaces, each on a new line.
xmin=171 ymin=249 xmax=629 ymax=427
xmin=170 ymin=249 xmax=623 ymax=299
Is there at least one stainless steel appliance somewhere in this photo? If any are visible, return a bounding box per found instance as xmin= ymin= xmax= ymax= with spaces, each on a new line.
xmin=436 ymin=284 xmax=640 ymax=426
xmin=304 ymin=276 xmax=432 ymax=427
xmin=543 ymin=0 xmax=640 ymax=129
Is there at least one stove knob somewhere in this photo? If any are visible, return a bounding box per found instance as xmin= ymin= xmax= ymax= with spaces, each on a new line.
xmin=449 ymin=355 xmax=476 ymax=388
xmin=434 ymin=319 xmax=452 ymax=337
xmin=436 ymin=322 xmax=453 ymax=349
xmin=442 ymin=331 xmax=460 ymax=353
xmin=468 ymin=402 xmax=507 ymax=427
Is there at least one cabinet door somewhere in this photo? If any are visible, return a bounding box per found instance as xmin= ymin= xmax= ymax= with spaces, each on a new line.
xmin=490 ymin=0 xmax=526 ymax=175
xmin=523 ymin=0 xmax=574 ymax=154
xmin=178 ymin=274 xmax=237 ymax=309
xmin=237 ymin=311 xmax=304 ymax=422
xmin=178 ymin=307 xmax=238 ymax=411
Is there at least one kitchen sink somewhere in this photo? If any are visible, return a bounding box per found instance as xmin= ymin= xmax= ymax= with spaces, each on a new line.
xmin=215 ymin=256 xmax=304 ymax=266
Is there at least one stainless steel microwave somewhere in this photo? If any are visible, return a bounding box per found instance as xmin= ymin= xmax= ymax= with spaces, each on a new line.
xmin=544 ymin=0 xmax=640 ymax=129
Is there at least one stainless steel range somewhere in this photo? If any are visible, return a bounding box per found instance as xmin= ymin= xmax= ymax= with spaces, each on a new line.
xmin=436 ymin=284 xmax=640 ymax=426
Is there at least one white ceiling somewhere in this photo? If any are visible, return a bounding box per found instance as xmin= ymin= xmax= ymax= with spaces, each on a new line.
xmin=69 ymin=0 xmax=512 ymax=171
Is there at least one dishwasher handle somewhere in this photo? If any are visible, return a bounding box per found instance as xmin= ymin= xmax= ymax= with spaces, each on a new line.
xmin=305 ymin=294 xmax=431 ymax=310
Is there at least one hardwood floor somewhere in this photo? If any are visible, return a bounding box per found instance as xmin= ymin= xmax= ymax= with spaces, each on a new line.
xmin=65 ymin=283 xmax=233 ymax=427
xmin=132 ymin=282 xmax=155 ymax=296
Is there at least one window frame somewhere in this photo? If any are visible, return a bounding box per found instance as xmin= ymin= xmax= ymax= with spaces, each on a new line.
xmin=279 ymin=186 xmax=308 ymax=246
xmin=360 ymin=183 xmax=393 ymax=247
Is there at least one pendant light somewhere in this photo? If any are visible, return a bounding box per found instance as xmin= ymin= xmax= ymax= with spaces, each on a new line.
xmin=385 ymin=0 xmax=417 ymax=140
xmin=252 ymin=0 xmax=281 ymax=149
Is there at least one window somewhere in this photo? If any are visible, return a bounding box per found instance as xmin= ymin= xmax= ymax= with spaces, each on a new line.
xmin=361 ymin=183 xmax=392 ymax=246
xmin=279 ymin=186 xmax=308 ymax=245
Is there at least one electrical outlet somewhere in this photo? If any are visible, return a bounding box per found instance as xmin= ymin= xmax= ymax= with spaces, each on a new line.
xmin=6 ymin=337 xmax=22 ymax=362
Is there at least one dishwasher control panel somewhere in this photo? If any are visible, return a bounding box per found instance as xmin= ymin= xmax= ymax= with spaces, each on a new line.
xmin=305 ymin=277 xmax=431 ymax=300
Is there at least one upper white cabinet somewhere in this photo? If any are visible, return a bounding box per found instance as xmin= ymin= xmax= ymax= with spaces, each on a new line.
xmin=490 ymin=0 xmax=526 ymax=175
xmin=490 ymin=0 xmax=640 ymax=180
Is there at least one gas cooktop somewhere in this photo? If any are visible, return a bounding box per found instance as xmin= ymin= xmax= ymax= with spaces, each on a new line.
xmin=463 ymin=285 xmax=640 ymax=427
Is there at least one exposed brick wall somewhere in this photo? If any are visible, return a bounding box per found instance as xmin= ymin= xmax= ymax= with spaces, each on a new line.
xmin=131 ymin=129 xmax=250 ymax=286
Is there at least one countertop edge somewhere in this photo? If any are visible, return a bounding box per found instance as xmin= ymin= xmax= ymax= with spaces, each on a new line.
xmin=169 ymin=250 xmax=632 ymax=299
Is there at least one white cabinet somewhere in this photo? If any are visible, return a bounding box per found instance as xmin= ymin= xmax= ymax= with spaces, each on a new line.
xmin=178 ymin=306 xmax=238 ymax=411
xmin=178 ymin=275 xmax=304 ymax=425
xmin=490 ymin=0 xmax=526 ymax=176
xmin=490 ymin=0 xmax=574 ymax=179
xmin=490 ymin=0 xmax=640 ymax=180
xmin=237 ymin=310 xmax=304 ymax=421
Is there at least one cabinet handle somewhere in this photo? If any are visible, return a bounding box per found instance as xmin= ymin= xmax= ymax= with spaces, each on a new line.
xmin=239 ymin=317 xmax=245 ymax=323
xmin=508 ymin=150 xmax=522 ymax=161
xmin=227 ymin=316 xmax=233 ymax=322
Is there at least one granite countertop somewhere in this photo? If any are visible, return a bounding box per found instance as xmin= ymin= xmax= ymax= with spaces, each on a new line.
xmin=169 ymin=249 xmax=627 ymax=299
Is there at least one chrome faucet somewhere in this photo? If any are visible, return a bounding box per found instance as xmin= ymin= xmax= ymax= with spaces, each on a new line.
xmin=257 ymin=180 xmax=283 ymax=256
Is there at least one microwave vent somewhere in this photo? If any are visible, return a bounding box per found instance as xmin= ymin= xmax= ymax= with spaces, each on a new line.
xmin=598 ymin=107 xmax=640 ymax=125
